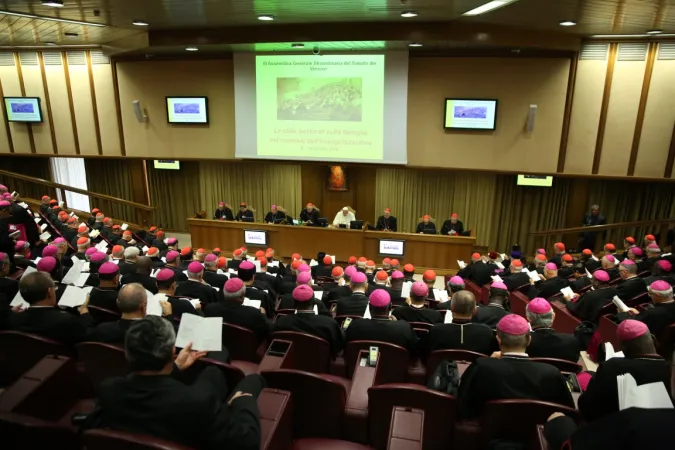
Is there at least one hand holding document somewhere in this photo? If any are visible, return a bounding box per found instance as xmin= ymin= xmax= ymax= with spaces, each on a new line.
xmin=457 ymin=260 xmax=467 ymax=269
xmin=10 ymin=291 xmax=29 ymax=309
xmin=242 ymin=298 xmax=261 ymax=309
xmin=175 ymin=314 xmax=222 ymax=351
xmin=526 ymin=271 xmax=542 ymax=282
xmin=58 ymin=285 xmax=93 ymax=308
xmin=560 ymin=286 xmax=575 ymax=300
xmin=491 ymin=275 xmax=504 ymax=283
xmin=433 ymin=289 xmax=450 ymax=303
xmin=40 ymin=223 xmax=48 ymax=231
xmin=617 ymin=373 xmax=673 ymax=411
xmin=612 ymin=295 xmax=629 ymax=312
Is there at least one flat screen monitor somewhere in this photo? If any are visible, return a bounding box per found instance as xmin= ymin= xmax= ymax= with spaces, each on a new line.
xmin=4 ymin=97 xmax=43 ymax=123
xmin=166 ymin=96 xmax=209 ymax=124
xmin=350 ymin=220 xmax=364 ymax=230
xmin=244 ymin=229 xmax=267 ymax=246
xmin=379 ymin=239 xmax=405 ymax=257
xmin=517 ymin=175 xmax=553 ymax=187
xmin=316 ymin=218 xmax=329 ymax=228
xmin=444 ymin=98 xmax=497 ymax=130
xmin=153 ymin=160 xmax=180 ymax=170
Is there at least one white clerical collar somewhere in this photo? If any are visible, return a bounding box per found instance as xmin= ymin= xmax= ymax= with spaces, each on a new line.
xmin=503 ymin=352 xmax=529 ymax=357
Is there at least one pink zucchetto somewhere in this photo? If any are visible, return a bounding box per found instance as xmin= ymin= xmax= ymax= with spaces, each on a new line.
xmin=165 ymin=250 xmax=180 ymax=262
xmin=292 ymin=285 xmax=314 ymax=302
xmin=156 ymin=268 xmax=175 ymax=282
xmin=296 ymin=271 xmax=312 ymax=285
xmin=37 ymin=256 xmax=57 ymax=273
xmin=629 ymin=247 xmax=643 ymax=257
xmin=298 ymin=263 xmax=310 ymax=273
xmin=369 ymin=289 xmax=391 ymax=307
xmin=391 ymin=270 xmax=404 ymax=280
xmin=617 ymin=320 xmax=648 ymax=341
xmin=204 ymin=254 xmax=218 ymax=263
xmin=593 ymin=270 xmax=610 ymax=282
xmin=351 ymin=271 xmax=367 ymax=284
xmin=497 ymin=314 xmax=530 ymax=335
xmin=657 ymin=260 xmax=672 ymax=273
xmin=42 ymin=245 xmax=58 ymax=258
xmin=650 ymin=280 xmax=672 ymax=293
xmin=544 ymin=263 xmax=558 ymax=271
xmin=90 ymin=252 xmax=107 ymax=263
xmin=491 ymin=281 xmax=508 ymax=290
xmin=224 ymin=278 xmax=244 ymax=293
xmin=527 ymin=298 xmax=552 ymax=314
xmin=605 ymin=255 xmax=616 ymax=263
xmin=345 ymin=266 xmax=357 ymax=278
xmin=85 ymin=247 xmax=98 ymax=256
xmin=450 ymin=276 xmax=464 ymax=285
xmin=238 ymin=260 xmax=255 ymax=271
xmin=410 ymin=281 xmax=429 ymax=297
xmin=98 ymin=262 xmax=119 ymax=275
xmin=188 ymin=261 xmax=203 ymax=273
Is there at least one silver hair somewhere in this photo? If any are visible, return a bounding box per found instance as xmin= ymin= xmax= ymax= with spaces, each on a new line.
xmin=188 ymin=266 xmax=203 ymax=278
xmin=223 ymin=285 xmax=246 ymax=299
xmin=117 ymin=283 xmax=147 ymax=313
xmin=125 ymin=315 xmax=175 ymax=371
xmin=124 ymin=246 xmax=140 ymax=259
xmin=619 ymin=263 xmax=638 ymax=275
xmin=647 ymin=246 xmax=661 ymax=254
xmin=526 ymin=310 xmax=554 ymax=328
xmin=591 ymin=204 xmax=600 ymax=211
xmin=651 ymin=286 xmax=674 ymax=299
xmin=602 ymin=256 xmax=616 ymax=267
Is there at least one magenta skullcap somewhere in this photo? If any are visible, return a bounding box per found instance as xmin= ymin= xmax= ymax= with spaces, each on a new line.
xmin=657 ymin=260 xmax=672 ymax=272
xmin=351 ymin=271 xmax=367 ymax=284
xmin=156 ymin=268 xmax=175 ymax=282
xmin=0 ymin=184 xmax=6 ymax=190
xmin=296 ymin=271 xmax=311 ymax=284
xmin=491 ymin=281 xmax=508 ymax=290
xmin=298 ymin=263 xmax=310 ymax=273
xmin=292 ymin=285 xmax=314 ymax=302
xmin=369 ymin=289 xmax=391 ymax=307
xmin=98 ymin=262 xmax=119 ymax=275
xmin=90 ymin=252 xmax=107 ymax=263
xmin=593 ymin=270 xmax=610 ymax=282
xmin=410 ymin=281 xmax=428 ymax=297
xmin=647 ymin=243 xmax=660 ymax=250
xmin=85 ymin=247 xmax=98 ymax=256
xmin=527 ymin=298 xmax=552 ymax=314
xmin=224 ymin=277 xmax=244 ymax=293
xmin=537 ymin=248 xmax=546 ymax=255
xmin=42 ymin=245 xmax=58 ymax=258
xmin=166 ymin=237 xmax=177 ymax=245
xmin=545 ymin=263 xmax=558 ymax=271
xmin=605 ymin=254 xmax=616 ymax=262
xmin=239 ymin=260 xmax=255 ymax=271
xmin=449 ymin=276 xmax=464 ymax=285
xmin=650 ymin=280 xmax=672 ymax=292
xmin=630 ymin=247 xmax=643 ymax=257
xmin=204 ymin=254 xmax=217 ymax=263
xmin=617 ymin=319 xmax=648 ymax=341
xmin=391 ymin=270 xmax=404 ymax=280
xmin=497 ymin=314 xmax=530 ymax=335
xmin=165 ymin=250 xmax=180 ymax=262
xmin=37 ymin=256 xmax=57 ymax=272
xmin=271 ymin=204 xmax=277 ymax=209
xmin=0 ymin=200 xmax=10 ymax=208
xmin=53 ymin=237 xmax=66 ymax=244
xmin=345 ymin=266 xmax=357 ymax=278
xmin=14 ymin=240 xmax=27 ymax=251
xmin=620 ymin=259 xmax=636 ymax=266
xmin=188 ymin=261 xmax=203 ymax=273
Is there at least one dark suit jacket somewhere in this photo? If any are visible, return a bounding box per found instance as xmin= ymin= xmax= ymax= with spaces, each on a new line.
xmin=88 ymin=318 xmax=135 ymax=344
xmin=6 ymin=306 xmax=94 ymax=345
xmin=415 ymin=222 xmax=436 ymax=234
xmin=88 ymin=286 xmax=120 ymax=313
xmin=165 ymin=265 xmax=188 ymax=283
xmin=615 ymin=277 xmax=647 ymax=302
xmin=530 ymin=276 xmax=569 ymax=300
xmin=440 ymin=220 xmax=464 ymax=236
xmin=345 ymin=317 xmax=418 ymax=354
xmin=578 ymin=356 xmax=672 ymax=422
xmin=503 ymin=272 xmax=531 ymax=292
xmin=617 ymin=302 xmax=675 ymax=338
xmin=84 ymin=367 xmax=260 ymax=450
xmin=376 ymin=215 xmax=397 ymax=232
xmin=214 ymin=207 xmax=234 ymax=221
xmin=458 ymin=355 xmax=575 ymax=419
xmin=425 ymin=319 xmax=495 ymax=356
xmin=203 ymin=270 xmax=229 ymax=290
xmin=277 ymin=293 xmax=329 ymax=316
xmin=457 ymin=261 xmax=495 ymax=287
xmin=118 ymin=261 xmax=137 ymax=277
xmin=299 ymin=208 xmax=320 ymax=224
xmin=570 ymin=276 xmax=592 ymax=293
xmin=264 ymin=211 xmax=287 ymax=224
xmin=120 ymin=272 xmax=158 ymax=294
xmin=204 ymin=300 xmax=270 ymax=343
xmin=391 ymin=304 xmax=443 ymax=325
xmin=474 ymin=304 xmax=509 ymax=329
xmin=0 ymin=277 xmax=19 ymax=307
xmin=336 ymin=292 xmax=369 ymax=317
xmin=566 ymin=287 xmax=618 ymax=322
xmin=327 ymin=285 xmax=352 ymax=302
xmin=274 ymin=313 xmax=344 ymax=356
xmin=175 ymin=279 xmax=219 ymax=305
xmin=527 ymin=327 xmax=580 ymax=362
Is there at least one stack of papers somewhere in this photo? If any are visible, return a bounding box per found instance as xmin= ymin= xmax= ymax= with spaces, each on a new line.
xmin=457 ymin=260 xmax=467 ymax=269
xmin=605 ymin=342 xmax=624 ymax=360
xmin=433 ymin=289 xmax=450 ymax=303
xmin=175 ymin=314 xmax=222 ymax=351
xmin=146 ymin=292 xmax=163 ymax=316
xmin=617 ymin=373 xmax=673 ymax=410
xmin=444 ymin=310 xmax=453 ymax=323
xmin=34 ymin=218 xmax=41 ymax=224
xmin=526 ymin=271 xmax=541 ymax=282
xmin=242 ymin=298 xmax=261 ymax=309
xmin=253 ymin=260 xmax=262 ymax=272
xmin=58 ymin=285 xmax=93 ymax=308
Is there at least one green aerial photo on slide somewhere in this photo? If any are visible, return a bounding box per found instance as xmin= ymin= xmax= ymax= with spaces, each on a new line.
xmin=276 ymin=77 xmax=363 ymax=122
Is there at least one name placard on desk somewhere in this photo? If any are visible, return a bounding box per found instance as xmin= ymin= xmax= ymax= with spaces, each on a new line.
xmin=379 ymin=239 xmax=405 ymax=257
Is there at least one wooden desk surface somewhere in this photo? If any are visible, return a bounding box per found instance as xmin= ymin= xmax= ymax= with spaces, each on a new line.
xmin=188 ymin=219 xmax=476 ymax=272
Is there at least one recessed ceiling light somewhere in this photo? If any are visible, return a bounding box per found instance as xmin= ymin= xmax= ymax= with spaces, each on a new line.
xmin=291 ymin=43 xmax=304 ymax=48
xmin=42 ymin=1 xmax=64 ymax=7
xmin=409 ymin=42 xmax=423 ymax=47
xmin=463 ymin=0 xmax=518 ymax=16
xmin=646 ymin=29 xmax=663 ymax=35
xmin=590 ymin=33 xmax=675 ymax=38
xmin=44 ymin=41 xmax=57 ymax=46
xmin=133 ymin=20 xmax=149 ymax=26
xmin=258 ymin=15 xmax=274 ymax=21
xmin=401 ymin=11 xmax=418 ymax=18
xmin=0 ymin=10 xmax=105 ymax=27
xmin=559 ymin=20 xmax=576 ymax=26
xmin=185 ymin=46 xmax=198 ymax=51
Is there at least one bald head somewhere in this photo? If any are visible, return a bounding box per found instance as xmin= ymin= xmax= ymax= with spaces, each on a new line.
xmin=451 ymin=290 xmax=477 ymax=317
xmin=135 ymin=256 xmax=152 ymax=275
xmin=117 ymin=282 xmax=147 ymax=314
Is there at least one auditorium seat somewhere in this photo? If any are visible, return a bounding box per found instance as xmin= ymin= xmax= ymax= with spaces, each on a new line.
xmin=76 ymin=342 xmax=129 ymax=393
xmin=258 ymin=388 xmax=293 ymax=450
xmin=626 ymin=292 xmax=649 ymax=307
xmin=87 ymin=305 xmax=121 ymax=324
xmin=530 ymin=358 xmax=582 ymax=374
xmin=271 ymin=331 xmax=331 ymax=373
xmin=549 ymin=302 xmax=582 ymax=334
xmin=464 ymin=281 xmax=483 ymax=304
xmin=425 ymin=349 xmax=487 ymax=378
xmin=222 ymin=323 xmax=265 ymax=362
xmin=535 ymin=424 xmax=550 ymax=450
xmin=480 ymin=284 xmax=490 ymax=304
xmin=0 ymin=331 xmax=70 ymax=386
xmin=8 ymin=269 xmax=24 ymax=280
xmin=290 ymin=438 xmax=373 ymax=450
xmin=345 ymin=341 xmax=409 ymax=383
xmin=274 ymin=309 xmax=295 ymax=318
xmin=387 ymin=407 xmax=425 ymax=450
xmin=0 ymin=411 xmax=79 ymax=450
xmin=82 ymin=429 xmax=195 ymax=450
xmin=368 ymin=384 xmax=457 ymax=450
xmin=480 ymin=399 xmax=580 ymax=448
xmin=597 ymin=314 xmax=620 ymax=349
xmin=261 ymin=369 xmax=348 ymax=439
xmin=509 ymin=291 xmax=530 ymax=317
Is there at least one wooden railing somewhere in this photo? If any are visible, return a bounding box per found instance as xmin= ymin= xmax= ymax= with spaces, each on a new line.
xmin=531 ymin=218 xmax=675 ymax=251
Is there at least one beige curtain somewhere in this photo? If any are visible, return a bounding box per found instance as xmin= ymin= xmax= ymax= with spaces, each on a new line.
xmin=199 ymin=162 xmax=302 ymax=221
xmin=374 ymin=168 xmax=497 ymax=246
xmin=147 ymin=162 xmax=200 ymax=231
xmin=84 ymin=159 xmax=135 ymax=222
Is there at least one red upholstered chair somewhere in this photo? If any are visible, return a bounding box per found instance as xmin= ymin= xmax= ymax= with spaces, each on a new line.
xmin=0 ymin=412 xmax=79 ymax=450
xmin=345 ymin=341 xmax=409 ymax=383
xmin=530 ymin=358 xmax=583 ymax=374
xmin=368 ymin=383 xmax=457 ymax=450
xmin=290 ymin=438 xmax=372 ymax=450
xmin=626 ymin=292 xmax=649 ymax=307
xmin=272 ymin=331 xmax=332 ymax=373
xmin=509 ymin=291 xmax=530 ymax=317
xmin=8 ymin=269 xmax=24 ymax=280
xmin=176 ymin=357 xmax=247 ymax=389
xmin=87 ymin=305 xmax=121 ymax=324
xmin=480 ymin=400 xmax=580 ymax=447
xmin=262 ymin=369 xmax=349 ymax=439
xmin=515 ymin=283 xmax=532 ymax=295
xmin=425 ymin=349 xmax=487 ymax=377
xmin=597 ymin=314 xmax=620 ymax=349
xmin=76 ymin=342 xmax=129 ymax=393
xmin=222 ymin=323 xmax=263 ymax=362
xmin=597 ymin=301 xmax=618 ymax=318
xmin=549 ymin=302 xmax=582 ymax=334
xmin=82 ymin=429 xmax=195 ymax=450
xmin=464 ymin=281 xmax=483 ymax=304
xmin=0 ymin=331 xmax=70 ymax=386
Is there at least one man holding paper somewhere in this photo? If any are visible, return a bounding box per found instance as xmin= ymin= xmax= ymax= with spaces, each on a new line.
xmin=565 ymin=270 xmax=617 ymax=322
xmin=392 ymin=281 xmax=443 ymax=324
xmin=84 ymin=315 xmax=265 ymax=450
xmin=175 ymin=262 xmax=218 ymax=305
xmin=616 ymin=280 xmax=675 ymax=338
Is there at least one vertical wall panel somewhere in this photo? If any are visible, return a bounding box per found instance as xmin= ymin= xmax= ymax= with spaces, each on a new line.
xmin=0 ymin=65 xmax=31 ymax=154
xmin=20 ymin=61 xmax=54 ymax=154
xmin=68 ymin=64 xmax=98 ymax=155
xmin=44 ymin=63 xmax=76 ymax=154
xmin=598 ymin=59 xmax=647 ymax=175
xmin=635 ymin=59 xmax=675 ymax=177
xmin=91 ymin=64 xmax=122 ymax=155
xmin=565 ymin=60 xmax=607 ymax=174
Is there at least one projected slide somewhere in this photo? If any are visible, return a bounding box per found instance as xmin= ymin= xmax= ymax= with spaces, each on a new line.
xmin=444 ymin=99 xmax=497 ymax=130
xmin=4 ymin=97 xmax=42 ymax=122
xmin=256 ymin=55 xmax=385 ymax=161
xmin=166 ymin=97 xmax=208 ymax=124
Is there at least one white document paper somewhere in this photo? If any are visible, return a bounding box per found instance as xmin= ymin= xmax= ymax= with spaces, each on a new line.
xmin=617 ymin=373 xmax=674 ymax=411
xmin=313 ymin=304 xmax=319 ymax=315
xmin=110 ymin=260 xmax=118 ymax=266
xmin=62 ymin=258 xmax=85 ymax=285
xmin=161 ymin=257 xmax=167 ymax=263
xmin=363 ymin=306 xmax=371 ymax=319
xmin=147 ymin=292 xmax=163 ymax=316
xmin=242 ymin=298 xmax=261 ymax=309
xmin=253 ymin=260 xmax=261 ymax=272
xmin=309 ymin=259 xmax=319 ymax=267
xmin=401 ymin=281 xmax=412 ymax=298
xmin=95 ymin=241 xmax=108 ymax=252
xmin=605 ymin=342 xmax=624 ymax=360
xmin=142 ymin=246 xmax=149 ymax=253
xmin=189 ymin=299 xmax=201 ymax=309
xmin=612 ymin=295 xmax=629 ymax=312
xmin=560 ymin=286 xmax=575 ymax=299
xmin=121 ymin=223 xmax=129 ymax=231
xmin=313 ymin=290 xmax=323 ymax=301
xmin=491 ymin=275 xmax=504 ymax=283
xmin=69 ymin=211 xmax=75 ymax=217
xmin=40 ymin=223 xmax=48 ymax=231
xmin=90 ymin=229 xmax=100 ymax=239
xmin=34 ymin=217 xmax=41 ymax=224
xmin=57 ymin=285 xmax=93 ymax=308
xmin=150 ymin=268 xmax=160 ymax=278
xmin=585 ymin=268 xmax=593 ymax=278
xmin=175 ymin=314 xmax=222 ymax=351
xmin=444 ymin=310 xmax=453 ymax=323
xmin=20 ymin=266 xmax=37 ymax=279
xmin=228 ymin=268 xmax=237 ymax=274
xmin=39 ymin=231 xmax=51 ymax=242
xmin=33 ymin=257 xmax=42 ymax=265
xmin=74 ymin=272 xmax=91 ymax=287
xmin=293 ymin=219 xmax=300 ymax=225
xmin=527 ymin=271 xmax=541 ymax=282
xmin=496 ymin=262 xmax=505 ymax=270
xmin=500 ymin=253 xmax=507 ymax=261
xmin=433 ymin=289 xmax=450 ymax=303
xmin=82 ymin=262 xmax=91 ymax=272
xmin=591 ymin=254 xmax=599 ymax=261
xmin=18 ymin=201 xmax=29 ymax=209
xmin=183 ymin=270 xmax=189 ymax=278
xmin=268 ymin=261 xmax=280 ymax=268
xmin=216 ymin=269 xmax=225 ymax=275
xmin=246 ymin=255 xmax=256 ymax=262
xmin=10 ymin=291 xmax=29 ymax=309
xmin=661 ymin=253 xmax=671 ymax=257
xmin=330 ymin=255 xmax=336 ymax=264
xmin=457 ymin=260 xmax=467 ymax=269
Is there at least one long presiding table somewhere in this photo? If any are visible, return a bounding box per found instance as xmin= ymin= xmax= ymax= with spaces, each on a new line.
xmin=188 ymin=219 xmax=476 ymax=273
